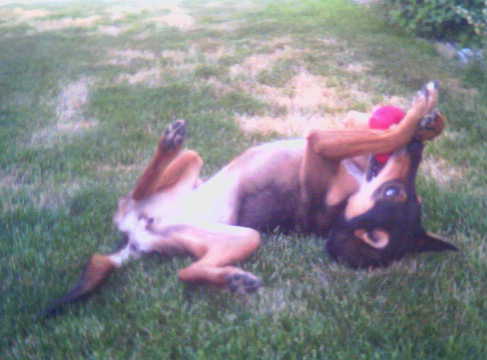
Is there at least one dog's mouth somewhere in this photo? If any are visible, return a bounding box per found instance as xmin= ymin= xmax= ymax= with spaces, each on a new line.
xmin=366 ymin=156 xmax=386 ymax=181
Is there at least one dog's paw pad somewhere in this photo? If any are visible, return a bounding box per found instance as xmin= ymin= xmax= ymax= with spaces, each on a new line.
xmin=225 ymin=272 xmax=262 ymax=294
xmin=161 ymin=120 xmax=186 ymax=150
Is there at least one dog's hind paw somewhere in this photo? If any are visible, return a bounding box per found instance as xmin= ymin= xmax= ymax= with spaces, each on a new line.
xmin=225 ymin=272 xmax=262 ymax=294
xmin=160 ymin=119 xmax=186 ymax=151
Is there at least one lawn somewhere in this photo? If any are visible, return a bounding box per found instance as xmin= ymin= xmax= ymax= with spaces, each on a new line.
xmin=1 ymin=0 xmax=486 ymax=358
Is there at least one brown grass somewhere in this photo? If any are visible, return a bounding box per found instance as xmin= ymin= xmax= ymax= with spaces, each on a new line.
xmin=421 ymin=156 xmax=465 ymax=187
xmin=7 ymin=7 xmax=50 ymax=20
xmin=116 ymin=68 xmax=163 ymax=86
xmin=230 ymin=41 xmax=294 ymax=77
xmin=146 ymin=4 xmax=194 ymax=30
xmin=234 ymin=67 xmax=408 ymax=136
xmin=224 ymin=37 xmax=409 ymax=136
xmin=34 ymin=16 xmax=101 ymax=32
xmin=98 ymin=25 xmax=124 ymax=37
xmin=107 ymin=49 xmax=157 ymax=66
xmin=30 ymin=78 xmax=96 ymax=146
xmin=56 ymin=78 xmax=92 ymax=123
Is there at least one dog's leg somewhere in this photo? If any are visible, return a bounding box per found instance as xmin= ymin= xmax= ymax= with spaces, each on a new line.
xmin=148 ymin=224 xmax=262 ymax=294
xmin=132 ymin=119 xmax=192 ymax=201
xmin=307 ymin=82 xmax=439 ymax=160
xmin=154 ymin=149 xmax=203 ymax=194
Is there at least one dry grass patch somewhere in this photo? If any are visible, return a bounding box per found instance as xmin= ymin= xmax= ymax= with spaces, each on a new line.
xmin=4 ymin=7 xmax=51 ymax=21
xmin=444 ymin=78 xmax=479 ymax=97
xmin=235 ymin=68 xmax=408 ymax=136
xmin=96 ymin=164 xmax=140 ymax=173
xmin=33 ymin=15 xmax=101 ymax=32
xmin=228 ymin=39 xmax=409 ymax=136
xmin=117 ymin=67 xmax=163 ymax=86
xmin=207 ymin=20 xmax=245 ymax=32
xmin=237 ymin=113 xmax=337 ymax=137
xmin=56 ymin=77 xmax=92 ymax=123
xmin=161 ymin=49 xmax=188 ymax=63
xmin=345 ymin=62 xmax=371 ymax=74
xmin=146 ymin=4 xmax=194 ymax=30
xmin=230 ymin=42 xmax=294 ymax=77
xmin=107 ymin=49 xmax=157 ymax=66
xmin=421 ymin=156 xmax=465 ymax=188
xmin=97 ymin=25 xmax=124 ymax=37
xmin=30 ymin=78 xmax=97 ymax=146
xmin=0 ymin=171 xmax=17 ymax=190
xmin=0 ymin=167 xmax=87 ymax=212
xmin=253 ymin=286 xmax=310 ymax=316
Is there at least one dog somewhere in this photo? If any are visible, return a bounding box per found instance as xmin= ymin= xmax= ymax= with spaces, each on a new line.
xmin=43 ymin=81 xmax=457 ymax=316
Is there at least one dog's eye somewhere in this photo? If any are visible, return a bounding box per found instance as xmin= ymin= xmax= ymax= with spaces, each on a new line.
xmin=384 ymin=186 xmax=399 ymax=198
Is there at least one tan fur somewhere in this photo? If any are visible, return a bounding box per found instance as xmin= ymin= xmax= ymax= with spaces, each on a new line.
xmin=344 ymin=150 xmax=411 ymax=220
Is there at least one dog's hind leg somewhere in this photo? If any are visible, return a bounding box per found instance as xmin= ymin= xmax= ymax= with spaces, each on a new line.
xmin=148 ymin=224 xmax=262 ymax=294
xmin=132 ymin=120 xmax=201 ymax=201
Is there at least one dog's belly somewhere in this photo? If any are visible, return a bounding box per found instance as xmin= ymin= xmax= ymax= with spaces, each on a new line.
xmin=237 ymin=182 xmax=299 ymax=232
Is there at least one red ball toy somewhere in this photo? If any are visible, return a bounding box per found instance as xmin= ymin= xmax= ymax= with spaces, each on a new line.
xmin=368 ymin=106 xmax=405 ymax=163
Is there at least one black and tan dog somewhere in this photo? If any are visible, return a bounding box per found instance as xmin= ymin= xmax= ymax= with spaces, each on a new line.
xmin=44 ymin=81 xmax=457 ymax=315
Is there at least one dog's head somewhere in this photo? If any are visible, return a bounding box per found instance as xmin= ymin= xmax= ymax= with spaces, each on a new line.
xmin=326 ymin=136 xmax=457 ymax=269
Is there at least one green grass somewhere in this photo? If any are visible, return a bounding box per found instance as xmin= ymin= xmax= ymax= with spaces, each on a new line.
xmin=1 ymin=0 xmax=486 ymax=358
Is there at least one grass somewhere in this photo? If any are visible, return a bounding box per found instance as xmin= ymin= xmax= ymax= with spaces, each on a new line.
xmin=1 ymin=0 xmax=486 ymax=358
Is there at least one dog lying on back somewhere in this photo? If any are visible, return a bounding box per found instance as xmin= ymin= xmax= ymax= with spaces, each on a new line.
xmin=43 ymin=81 xmax=457 ymax=316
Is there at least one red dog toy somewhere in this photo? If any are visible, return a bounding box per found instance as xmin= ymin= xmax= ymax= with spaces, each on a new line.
xmin=369 ymin=106 xmax=405 ymax=163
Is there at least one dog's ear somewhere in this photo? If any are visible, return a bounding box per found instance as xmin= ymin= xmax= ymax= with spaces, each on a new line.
xmin=413 ymin=231 xmax=458 ymax=253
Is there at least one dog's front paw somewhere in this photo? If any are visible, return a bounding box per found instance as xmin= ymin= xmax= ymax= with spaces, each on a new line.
xmin=415 ymin=111 xmax=446 ymax=141
xmin=225 ymin=272 xmax=262 ymax=294
xmin=160 ymin=119 xmax=186 ymax=151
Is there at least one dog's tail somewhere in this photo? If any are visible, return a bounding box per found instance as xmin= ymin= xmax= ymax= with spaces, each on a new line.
xmin=40 ymin=241 xmax=135 ymax=318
